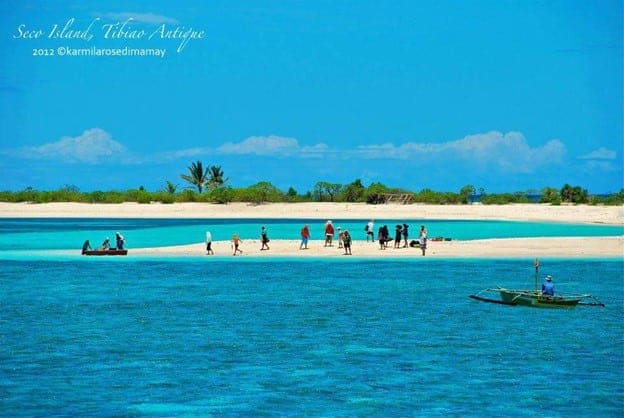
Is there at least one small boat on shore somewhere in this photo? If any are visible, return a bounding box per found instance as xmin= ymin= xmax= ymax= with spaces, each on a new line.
xmin=83 ymin=249 xmax=128 ymax=256
xmin=469 ymin=259 xmax=604 ymax=308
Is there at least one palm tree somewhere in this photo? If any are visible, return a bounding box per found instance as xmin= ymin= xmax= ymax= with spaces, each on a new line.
xmin=207 ymin=165 xmax=227 ymax=188
xmin=163 ymin=180 xmax=178 ymax=195
xmin=180 ymin=161 xmax=209 ymax=193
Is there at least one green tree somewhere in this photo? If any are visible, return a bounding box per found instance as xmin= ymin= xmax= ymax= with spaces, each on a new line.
xmin=313 ymin=181 xmax=343 ymax=202
xmin=540 ymin=187 xmax=560 ymax=204
xmin=286 ymin=187 xmax=298 ymax=201
xmin=207 ymin=165 xmax=227 ymax=188
xmin=365 ymin=182 xmax=390 ymax=204
xmin=560 ymin=183 xmax=588 ymax=203
xmin=247 ymin=181 xmax=282 ymax=203
xmin=313 ymin=182 xmax=326 ymax=201
xmin=208 ymin=186 xmax=233 ymax=204
xmin=459 ymin=184 xmax=475 ymax=204
xmin=341 ymin=179 xmax=366 ymax=202
xmin=163 ymin=180 xmax=178 ymax=195
xmin=180 ymin=161 xmax=209 ymax=193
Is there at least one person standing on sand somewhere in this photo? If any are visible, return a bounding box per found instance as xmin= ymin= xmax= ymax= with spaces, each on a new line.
xmin=366 ymin=219 xmax=375 ymax=242
xmin=337 ymin=227 xmax=344 ymax=248
xmin=419 ymin=225 xmax=427 ymax=256
xmin=378 ymin=226 xmax=385 ymax=250
xmin=232 ymin=233 xmax=243 ymax=256
xmin=342 ymin=230 xmax=352 ymax=255
xmin=206 ymin=231 xmax=214 ymax=255
xmin=260 ymin=226 xmax=270 ymax=251
xmin=324 ymin=220 xmax=334 ymax=247
xmin=300 ymin=224 xmax=310 ymax=249
xmin=402 ymin=223 xmax=409 ymax=248
xmin=382 ymin=225 xmax=390 ymax=249
xmin=394 ymin=224 xmax=403 ymax=248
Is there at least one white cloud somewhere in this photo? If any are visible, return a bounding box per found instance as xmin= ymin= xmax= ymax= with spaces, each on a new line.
xmin=154 ymin=147 xmax=212 ymax=161
xmin=102 ymin=12 xmax=178 ymax=24
xmin=353 ymin=131 xmax=565 ymax=172
xmin=578 ymin=147 xmax=617 ymax=160
xmin=153 ymin=131 xmax=566 ymax=173
xmin=18 ymin=128 xmax=127 ymax=164
xmin=216 ymin=135 xmax=332 ymax=158
xmin=20 ymin=130 xmax=562 ymax=174
xmin=217 ymin=135 xmax=302 ymax=156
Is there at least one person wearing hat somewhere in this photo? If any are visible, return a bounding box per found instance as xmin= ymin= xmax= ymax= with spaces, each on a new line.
xmin=115 ymin=232 xmax=125 ymax=250
xmin=541 ymin=275 xmax=555 ymax=296
xmin=324 ymin=220 xmax=334 ymax=247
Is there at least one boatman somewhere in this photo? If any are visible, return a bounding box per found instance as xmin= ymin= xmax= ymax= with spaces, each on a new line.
xmin=542 ymin=275 xmax=555 ymax=297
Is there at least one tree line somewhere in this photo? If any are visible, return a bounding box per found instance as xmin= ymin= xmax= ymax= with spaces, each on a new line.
xmin=1 ymin=160 xmax=622 ymax=205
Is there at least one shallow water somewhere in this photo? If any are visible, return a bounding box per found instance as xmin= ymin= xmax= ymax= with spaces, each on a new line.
xmin=1 ymin=218 xmax=622 ymax=252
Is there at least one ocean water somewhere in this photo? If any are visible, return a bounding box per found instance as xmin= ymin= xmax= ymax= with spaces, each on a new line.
xmin=1 ymin=219 xmax=623 ymax=416
xmin=0 ymin=218 xmax=622 ymax=252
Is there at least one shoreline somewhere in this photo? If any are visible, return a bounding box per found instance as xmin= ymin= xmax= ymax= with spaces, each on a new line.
xmin=126 ymin=236 xmax=624 ymax=259
xmin=0 ymin=202 xmax=622 ymax=224
xmin=2 ymin=202 xmax=622 ymax=258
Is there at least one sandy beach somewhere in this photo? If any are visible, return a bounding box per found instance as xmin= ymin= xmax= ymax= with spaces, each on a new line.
xmin=1 ymin=202 xmax=622 ymax=258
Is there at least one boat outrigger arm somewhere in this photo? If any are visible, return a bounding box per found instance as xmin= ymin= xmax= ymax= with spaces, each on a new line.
xmin=469 ymin=287 xmax=605 ymax=308
xmin=469 ymin=259 xmax=605 ymax=308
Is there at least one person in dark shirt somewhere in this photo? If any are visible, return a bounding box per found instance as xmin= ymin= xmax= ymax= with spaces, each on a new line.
xmin=342 ymin=230 xmax=352 ymax=255
xmin=394 ymin=224 xmax=402 ymax=248
xmin=260 ymin=226 xmax=270 ymax=251
xmin=402 ymin=223 xmax=409 ymax=248
xmin=115 ymin=232 xmax=125 ymax=250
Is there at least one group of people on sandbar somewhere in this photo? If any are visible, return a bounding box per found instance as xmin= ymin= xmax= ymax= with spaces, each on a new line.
xmin=205 ymin=226 xmax=269 ymax=256
xmin=81 ymin=232 xmax=125 ymax=254
xmin=307 ymin=221 xmax=352 ymax=255
xmin=203 ymin=221 xmax=428 ymax=257
xmin=369 ymin=221 xmax=427 ymax=255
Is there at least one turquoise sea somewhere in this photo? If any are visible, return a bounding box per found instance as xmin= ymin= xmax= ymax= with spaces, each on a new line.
xmin=1 ymin=218 xmax=623 ymax=416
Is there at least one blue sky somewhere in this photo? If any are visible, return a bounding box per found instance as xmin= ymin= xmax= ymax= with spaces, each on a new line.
xmin=1 ymin=0 xmax=622 ymax=194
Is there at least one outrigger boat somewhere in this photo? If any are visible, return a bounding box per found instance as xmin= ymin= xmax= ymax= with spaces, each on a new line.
xmin=469 ymin=259 xmax=604 ymax=308
xmin=83 ymin=249 xmax=128 ymax=256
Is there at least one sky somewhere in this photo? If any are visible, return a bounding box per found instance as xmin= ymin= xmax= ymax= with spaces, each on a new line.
xmin=1 ymin=0 xmax=622 ymax=194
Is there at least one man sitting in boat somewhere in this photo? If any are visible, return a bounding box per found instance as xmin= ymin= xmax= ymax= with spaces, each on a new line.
xmin=98 ymin=238 xmax=111 ymax=251
xmin=542 ymin=275 xmax=555 ymax=297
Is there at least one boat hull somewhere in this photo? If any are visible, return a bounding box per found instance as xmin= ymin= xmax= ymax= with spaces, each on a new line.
xmin=83 ymin=250 xmax=128 ymax=256
xmin=498 ymin=289 xmax=581 ymax=308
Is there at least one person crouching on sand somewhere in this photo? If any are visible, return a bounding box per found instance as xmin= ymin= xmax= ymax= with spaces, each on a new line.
xmin=232 ymin=233 xmax=243 ymax=255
